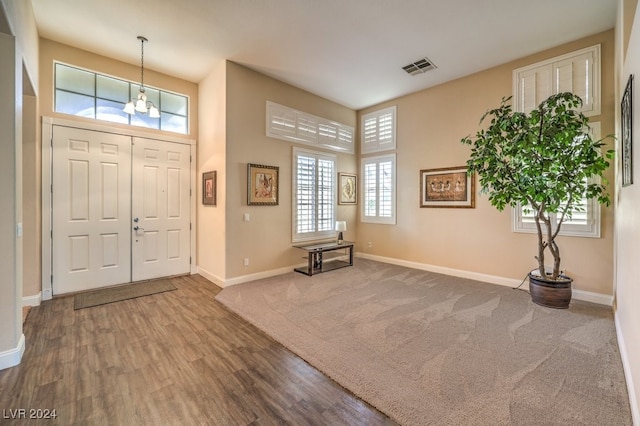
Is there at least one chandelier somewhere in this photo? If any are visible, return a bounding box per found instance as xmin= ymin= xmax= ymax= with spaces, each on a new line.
xmin=123 ymin=36 xmax=160 ymax=118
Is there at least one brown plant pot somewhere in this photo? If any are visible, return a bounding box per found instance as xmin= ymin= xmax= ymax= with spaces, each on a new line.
xmin=528 ymin=273 xmax=573 ymax=309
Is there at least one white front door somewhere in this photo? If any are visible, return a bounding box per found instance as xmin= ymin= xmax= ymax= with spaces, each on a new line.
xmin=51 ymin=127 xmax=192 ymax=295
xmin=52 ymin=126 xmax=132 ymax=294
xmin=131 ymin=137 xmax=191 ymax=282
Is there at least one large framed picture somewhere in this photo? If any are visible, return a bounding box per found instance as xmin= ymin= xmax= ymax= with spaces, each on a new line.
xmin=622 ymin=74 xmax=633 ymax=187
xmin=202 ymin=171 xmax=216 ymax=206
xmin=420 ymin=166 xmax=474 ymax=208
xmin=338 ymin=173 xmax=357 ymax=204
xmin=247 ymin=163 xmax=279 ymax=205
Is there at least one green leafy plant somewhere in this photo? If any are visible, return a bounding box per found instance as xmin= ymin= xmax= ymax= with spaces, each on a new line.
xmin=461 ymin=92 xmax=613 ymax=281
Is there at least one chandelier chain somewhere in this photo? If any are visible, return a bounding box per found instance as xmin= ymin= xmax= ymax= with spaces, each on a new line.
xmin=140 ymin=37 xmax=145 ymax=90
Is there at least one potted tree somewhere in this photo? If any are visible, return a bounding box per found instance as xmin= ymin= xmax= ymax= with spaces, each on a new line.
xmin=461 ymin=92 xmax=613 ymax=308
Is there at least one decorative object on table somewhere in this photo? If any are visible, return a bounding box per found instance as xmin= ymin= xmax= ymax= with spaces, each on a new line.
xmin=202 ymin=171 xmax=216 ymax=206
xmin=419 ymin=166 xmax=474 ymax=208
xmin=335 ymin=221 xmax=346 ymax=244
xmin=622 ymin=74 xmax=633 ymax=187
xmin=247 ymin=163 xmax=279 ymax=205
xmin=123 ymin=36 xmax=160 ymax=118
xmin=338 ymin=173 xmax=357 ymax=204
xmin=461 ymin=92 xmax=614 ymax=308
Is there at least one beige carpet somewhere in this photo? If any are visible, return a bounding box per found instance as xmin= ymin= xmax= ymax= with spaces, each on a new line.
xmin=215 ymin=259 xmax=631 ymax=425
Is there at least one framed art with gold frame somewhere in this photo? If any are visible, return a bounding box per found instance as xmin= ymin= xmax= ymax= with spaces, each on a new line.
xmin=338 ymin=173 xmax=357 ymax=205
xmin=202 ymin=171 xmax=216 ymax=206
xmin=247 ymin=163 xmax=279 ymax=205
xmin=420 ymin=166 xmax=474 ymax=208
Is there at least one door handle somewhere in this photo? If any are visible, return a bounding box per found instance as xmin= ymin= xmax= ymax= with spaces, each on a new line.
xmin=133 ymin=226 xmax=145 ymax=234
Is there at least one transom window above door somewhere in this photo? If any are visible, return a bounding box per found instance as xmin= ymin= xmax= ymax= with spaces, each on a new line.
xmin=54 ymin=62 xmax=189 ymax=135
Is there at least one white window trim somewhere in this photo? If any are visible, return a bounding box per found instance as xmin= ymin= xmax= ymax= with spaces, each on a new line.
xmin=361 ymin=153 xmax=396 ymax=225
xmin=361 ymin=105 xmax=397 ymax=154
xmin=292 ymin=147 xmax=337 ymax=242
xmin=511 ymin=122 xmax=602 ymax=238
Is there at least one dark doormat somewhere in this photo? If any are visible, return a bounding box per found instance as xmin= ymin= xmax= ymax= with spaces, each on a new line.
xmin=74 ymin=279 xmax=177 ymax=310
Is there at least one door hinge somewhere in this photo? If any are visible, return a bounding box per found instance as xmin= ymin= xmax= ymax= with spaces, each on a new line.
xmin=51 ymin=184 xmax=53 ymax=193
xmin=50 ymin=274 xmax=53 ymax=284
xmin=189 ymin=256 xmax=192 ymax=265
xmin=190 ymin=223 xmax=192 ymax=230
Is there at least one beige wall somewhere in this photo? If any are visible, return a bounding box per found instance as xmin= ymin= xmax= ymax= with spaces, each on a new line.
xmin=0 ymin=0 xmax=38 ymax=365
xmin=616 ymin=0 xmax=640 ymax=419
xmin=358 ymin=30 xmax=616 ymax=296
xmin=222 ymin=61 xmax=357 ymax=279
xmin=39 ymin=38 xmax=199 ymax=139
xmin=197 ymin=60 xmax=227 ymax=283
xmin=22 ymin=93 xmax=40 ymax=299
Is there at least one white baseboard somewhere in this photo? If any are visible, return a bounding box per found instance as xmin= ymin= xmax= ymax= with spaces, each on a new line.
xmin=201 ymin=254 xmax=613 ymax=306
xmin=219 ymin=264 xmax=303 ymax=287
xmin=615 ymin=313 xmax=640 ymax=426
xmin=197 ymin=265 xmax=300 ymax=288
xmin=356 ymin=253 xmax=613 ymax=306
xmin=22 ymin=292 xmax=41 ymax=307
xmin=0 ymin=334 xmax=25 ymax=370
xmin=196 ymin=266 xmax=224 ymax=288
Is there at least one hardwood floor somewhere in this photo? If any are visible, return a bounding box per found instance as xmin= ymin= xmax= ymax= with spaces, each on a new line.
xmin=0 ymin=275 xmax=394 ymax=425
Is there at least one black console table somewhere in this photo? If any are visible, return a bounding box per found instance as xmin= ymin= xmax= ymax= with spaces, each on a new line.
xmin=294 ymin=241 xmax=354 ymax=276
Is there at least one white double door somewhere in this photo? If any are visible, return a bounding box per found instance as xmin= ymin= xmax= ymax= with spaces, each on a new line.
xmin=51 ymin=126 xmax=191 ymax=295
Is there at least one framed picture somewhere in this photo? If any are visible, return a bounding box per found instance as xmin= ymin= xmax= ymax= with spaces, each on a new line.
xmin=420 ymin=166 xmax=474 ymax=208
xmin=338 ymin=173 xmax=357 ymax=204
xmin=622 ymin=74 xmax=633 ymax=187
xmin=202 ymin=171 xmax=216 ymax=206
xmin=248 ymin=163 xmax=279 ymax=205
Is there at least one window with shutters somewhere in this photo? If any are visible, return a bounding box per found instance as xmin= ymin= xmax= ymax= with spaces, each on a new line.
xmin=267 ymin=101 xmax=354 ymax=153
xmin=512 ymin=123 xmax=602 ymax=237
xmin=512 ymin=45 xmax=600 ymax=117
xmin=361 ymin=154 xmax=396 ymax=224
xmin=292 ymin=148 xmax=337 ymax=242
xmin=361 ymin=106 xmax=397 ymax=153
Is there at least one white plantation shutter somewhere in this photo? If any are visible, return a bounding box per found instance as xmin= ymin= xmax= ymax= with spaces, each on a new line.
xmin=363 ymin=163 xmax=377 ymax=218
xmin=297 ymin=116 xmax=318 ymax=143
xmin=267 ymin=101 xmax=354 ymax=153
xmin=292 ymin=148 xmax=336 ymax=242
xmin=513 ymin=192 xmax=598 ymax=237
xmin=318 ymin=123 xmax=337 ymax=144
xmin=362 ymin=154 xmax=396 ymax=224
xmin=267 ymin=102 xmax=297 ymax=139
xmin=513 ymin=45 xmax=600 ymax=117
xmin=361 ymin=106 xmax=397 ymax=153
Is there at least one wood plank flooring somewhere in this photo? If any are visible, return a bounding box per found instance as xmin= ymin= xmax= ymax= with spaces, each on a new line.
xmin=0 ymin=275 xmax=394 ymax=425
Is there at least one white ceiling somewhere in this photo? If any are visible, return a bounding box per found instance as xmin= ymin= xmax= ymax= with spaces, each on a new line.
xmin=30 ymin=0 xmax=617 ymax=110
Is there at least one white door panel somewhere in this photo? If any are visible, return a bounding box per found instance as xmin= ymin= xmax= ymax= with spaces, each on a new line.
xmin=132 ymin=138 xmax=191 ymax=281
xmin=52 ymin=126 xmax=131 ymax=294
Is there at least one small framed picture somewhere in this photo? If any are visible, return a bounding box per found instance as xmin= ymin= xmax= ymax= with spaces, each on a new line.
xmin=202 ymin=171 xmax=216 ymax=206
xmin=420 ymin=166 xmax=474 ymax=208
xmin=338 ymin=173 xmax=357 ymax=204
xmin=622 ymin=74 xmax=633 ymax=187
xmin=248 ymin=163 xmax=279 ymax=205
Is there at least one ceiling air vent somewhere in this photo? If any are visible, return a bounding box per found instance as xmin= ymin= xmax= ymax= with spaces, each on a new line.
xmin=402 ymin=57 xmax=436 ymax=76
